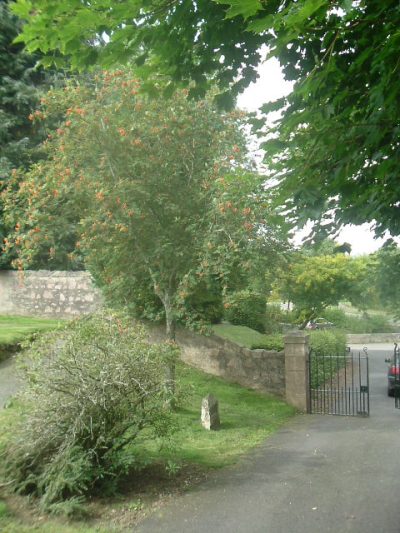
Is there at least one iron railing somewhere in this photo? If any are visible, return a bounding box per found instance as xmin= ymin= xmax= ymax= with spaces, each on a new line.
xmin=393 ymin=343 xmax=400 ymax=409
xmin=309 ymin=348 xmax=369 ymax=416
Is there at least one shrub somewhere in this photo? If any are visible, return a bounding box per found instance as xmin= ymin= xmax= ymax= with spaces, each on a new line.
xmin=250 ymin=333 xmax=284 ymax=351
xmin=322 ymin=307 xmax=348 ymax=328
xmin=182 ymin=279 xmax=224 ymax=325
xmin=344 ymin=313 xmax=395 ymax=333
xmin=323 ymin=307 xmax=395 ymax=333
xmin=309 ymin=329 xmax=347 ymax=357
xmin=224 ymin=290 xmax=266 ymax=333
xmin=264 ymin=304 xmax=296 ymax=334
xmin=309 ymin=329 xmax=347 ymax=389
xmin=1 ymin=311 xmax=179 ymax=514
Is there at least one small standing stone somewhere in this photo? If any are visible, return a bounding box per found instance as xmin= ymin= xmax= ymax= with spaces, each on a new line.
xmin=201 ymin=394 xmax=220 ymax=430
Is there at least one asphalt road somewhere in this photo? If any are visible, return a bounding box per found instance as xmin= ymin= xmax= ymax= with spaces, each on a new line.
xmin=137 ymin=344 xmax=400 ymax=533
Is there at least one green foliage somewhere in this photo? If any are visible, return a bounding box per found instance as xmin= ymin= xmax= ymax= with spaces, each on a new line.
xmin=301 ymin=238 xmax=352 ymax=257
xmin=250 ymin=333 xmax=284 ymax=351
xmin=0 ymin=2 xmax=45 ymax=267
xmin=279 ymin=253 xmax=367 ymax=327
xmin=321 ymin=308 xmax=347 ymax=328
xmin=0 ymin=500 xmax=9 ymax=518
xmin=3 ymin=69 xmax=286 ymax=336
xmin=0 ymin=2 xmax=67 ymax=269
xmin=11 ymin=0 xmax=264 ymax=108
xmin=322 ymin=307 xmax=396 ymax=333
xmin=253 ymin=1 xmax=400 ymax=237
xmin=309 ymin=329 xmax=347 ymax=389
xmin=224 ymin=290 xmax=266 ymax=333
xmin=346 ymin=313 xmax=395 ymax=334
xmin=374 ymin=244 xmax=400 ymax=314
xmin=182 ymin=279 xmax=224 ymax=325
xmin=1 ymin=311 xmax=179 ymax=513
xmin=264 ymin=303 xmax=295 ymax=334
xmin=309 ymin=329 xmax=347 ymax=359
xmin=11 ymin=0 xmax=400 ymax=236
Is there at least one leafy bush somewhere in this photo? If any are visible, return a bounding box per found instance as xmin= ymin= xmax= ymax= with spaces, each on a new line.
xmin=1 ymin=311 xmax=179 ymax=514
xmin=309 ymin=329 xmax=347 ymax=389
xmin=224 ymin=290 xmax=266 ymax=333
xmin=264 ymin=304 xmax=296 ymax=334
xmin=344 ymin=313 xmax=395 ymax=333
xmin=309 ymin=329 xmax=347 ymax=357
xmin=323 ymin=307 xmax=396 ymax=333
xmin=181 ymin=279 xmax=224 ymax=325
xmin=322 ymin=307 xmax=348 ymax=328
xmin=250 ymin=333 xmax=284 ymax=351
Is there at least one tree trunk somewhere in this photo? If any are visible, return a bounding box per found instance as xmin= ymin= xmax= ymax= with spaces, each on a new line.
xmin=299 ymin=310 xmax=317 ymax=330
xmin=163 ymin=293 xmax=176 ymax=395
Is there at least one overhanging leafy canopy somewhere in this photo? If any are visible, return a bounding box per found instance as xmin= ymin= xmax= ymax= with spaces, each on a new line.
xmin=11 ymin=0 xmax=400 ymax=236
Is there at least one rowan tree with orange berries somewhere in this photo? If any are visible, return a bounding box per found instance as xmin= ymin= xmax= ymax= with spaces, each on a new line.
xmin=3 ymin=69 xmax=287 ymax=383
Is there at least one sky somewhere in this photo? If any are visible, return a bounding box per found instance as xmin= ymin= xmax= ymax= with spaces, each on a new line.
xmin=236 ymin=57 xmax=389 ymax=256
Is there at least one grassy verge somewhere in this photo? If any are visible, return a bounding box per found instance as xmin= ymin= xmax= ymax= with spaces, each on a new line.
xmin=0 ymin=316 xmax=64 ymax=345
xmin=0 ymin=362 xmax=295 ymax=532
xmin=0 ymin=316 xmax=64 ymax=362
xmin=212 ymin=323 xmax=284 ymax=351
xmin=135 ymin=362 xmax=295 ymax=467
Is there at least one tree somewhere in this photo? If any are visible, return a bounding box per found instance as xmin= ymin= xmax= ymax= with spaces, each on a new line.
xmin=11 ymin=0 xmax=263 ymax=108
xmin=301 ymin=238 xmax=352 ymax=257
xmin=0 ymin=0 xmax=41 ymax=266
xmin=12 ymin=0 xmax=400 ymax=237
xmin=3 ymin=70 xmax=287 ymax=383
xmin=278 ymin=253 xmax=367 ymax=328
xmin=0 ymin=0 xmax=64 ymax=268
xmin=373 ymin=244 xmax=400 ymax=314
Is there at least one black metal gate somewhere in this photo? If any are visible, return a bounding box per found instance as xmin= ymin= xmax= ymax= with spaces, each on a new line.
xmin=309 ymin=348 xmax=370 ymax=416
xmin=392 ymin=344 xmax=400 ymax=409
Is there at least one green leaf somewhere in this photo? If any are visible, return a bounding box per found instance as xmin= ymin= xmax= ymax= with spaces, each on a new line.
xmin=260 ymin=98 xmax=286 ymax=114
xmin=247 ymin=14 xmax=275 ymax=33
xmin=213 ymin=0 xmax=263 ymax=19
xmin=284 ymin=0 xmax=327 ymax=27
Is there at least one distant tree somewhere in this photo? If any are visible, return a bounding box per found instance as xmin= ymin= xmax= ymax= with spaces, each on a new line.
xmin=374 ymin=244 xmax=400 ymax=314
xmin=3 ymin=70 xmax=287 ymax=385
xmin=302 ymin=238 xmax=352 ymax=257
xmin=279 ymin=253 xmax=367 ymax=328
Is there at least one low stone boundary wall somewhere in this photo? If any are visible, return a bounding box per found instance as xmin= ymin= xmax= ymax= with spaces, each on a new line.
xmin=148 ymin=325 xmax=285 ymax=398
xmin=347 ymin=333 xmax=400 ymax=344
xmin=0 ymin=268 xmax=310 ymax=405
xmin=0 ymin=270 xmax=102 ymax=318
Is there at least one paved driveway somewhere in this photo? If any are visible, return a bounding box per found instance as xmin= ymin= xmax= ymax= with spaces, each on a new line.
xmin=137 ymin=345 xmax=400 ymax=533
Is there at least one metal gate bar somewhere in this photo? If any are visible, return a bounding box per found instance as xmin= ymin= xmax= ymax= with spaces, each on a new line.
xmin=309 ymin=349 xmax=369 ymax=417
xmin=394 ymin=344 xmax=400 ymax=409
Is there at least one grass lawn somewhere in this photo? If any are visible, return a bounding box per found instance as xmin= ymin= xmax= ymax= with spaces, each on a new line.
xmin=212 ymin=323 xmax=284 ymax=351
xmin=0 ymin=315 xmax=64 ymax=346
xmin=0 ymin=362 xmax=295 ymax=532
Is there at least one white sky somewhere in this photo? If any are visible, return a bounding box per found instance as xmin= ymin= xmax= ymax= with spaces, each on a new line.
xmin=237 ymin=57 xmax=389 ymax=256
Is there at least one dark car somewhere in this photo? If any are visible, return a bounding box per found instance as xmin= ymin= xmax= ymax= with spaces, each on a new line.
xmin=387 ymin=344 xmax=400 ymax=397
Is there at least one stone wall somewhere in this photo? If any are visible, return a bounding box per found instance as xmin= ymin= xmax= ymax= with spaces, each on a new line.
xmin=148 ymin=325 xmax=285 ymax=398
xmin=0 ymin=269 xmax=288 ymax=398
xmin=347 ymin=333 xmax=400 ymax=344
xmin=0 ymin=270 xmax=102 ymax=318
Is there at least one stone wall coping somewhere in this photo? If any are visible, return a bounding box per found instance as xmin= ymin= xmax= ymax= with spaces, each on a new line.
xmin=284 ymin=331 xmax=309 ymax=343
